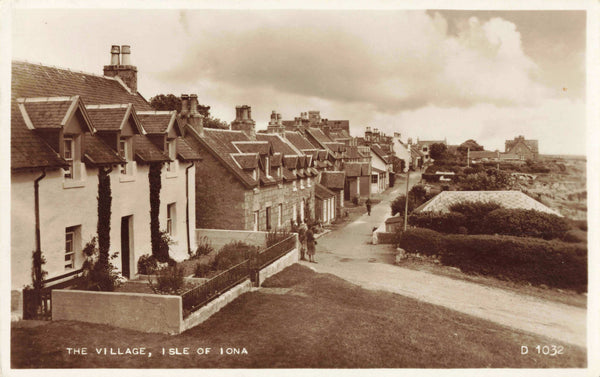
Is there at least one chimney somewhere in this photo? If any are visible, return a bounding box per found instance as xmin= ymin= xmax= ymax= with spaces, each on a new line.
xmin=180 ymin=94 xmax=190 ymax=118
xmin=231 ymin=105 xmax=256 ymax=140
xmin=188 ymin=94 xmax=203 ymax=136
xmin=110 ymin=45 xmax=120 ymax=65
xmin=103 ymin=44 xmax=138 ymax=93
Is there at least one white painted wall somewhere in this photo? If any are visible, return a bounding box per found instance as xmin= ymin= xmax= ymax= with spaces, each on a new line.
xmin=11 ymin=160 xmax=196 ymax=290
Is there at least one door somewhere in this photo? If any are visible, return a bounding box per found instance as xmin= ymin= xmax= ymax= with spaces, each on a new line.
xmin=121 ymin=216 xmax=132 ymax=278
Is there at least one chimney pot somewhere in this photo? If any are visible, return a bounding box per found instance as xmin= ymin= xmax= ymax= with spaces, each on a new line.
xmin=180 ymin=94 xmax=190 ymax=117
xmin=110 ymin=45 xmax=120 ymax=65
xmin=121 ymin=45 xmax=131 ymax=65
xmin=189 ymin=94 xmax=199 ymax=115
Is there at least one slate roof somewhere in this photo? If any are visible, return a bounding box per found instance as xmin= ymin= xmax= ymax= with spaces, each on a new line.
xmin=505 ymin=137 xmax=538 ymax=154
xmin=232 ymin=154 xmax=259 ymax=169
xmin=175 ymin=137 xmax=202 ymax=161
xmin=414 ymin=191 xmax=561 ymax=216
xmin=18 ymin=97 xmax=75 ymax=129
xmin=86 ymin=105 xmax=130 ymax=131
xmin=187 ymin=128 xmax=262 ymax=188
xmin=283 ymin=155 xmax=299 ymax=169
xmin=344 ymin=162 xmax=363 ymax=177
xmin=12 ymin=61 xmax=151 ymax=109
xmin=410 ymin=145 xmax=425 ymax=157
xmin=285 ymin=131 xmax=315 ymax=150
xmin=305 ymin=127 xmax=334 ymax=146
xmin=470 ymin=151 xmax=499 ymax=160
xmin=271 ymin=153 xmax=282 ymax=167
xmin=233 ymin=141 xmax=271 ymax=155
xmin=323 ymin=119 xmax=350 ymax=132
xmin=345 ymin=146 xmax=367 ymax=160
xmin=83 ymin=134 xmax=124 ymax=166
xmin=133 ymin=135 xmax=170 ymax=163
xmin=256 ymin=133 xmax=298 ymax=156
xmin=371 ymin=144 xmax=390 ymax=164
xmin=315 ymin=183 xmax=336 ymax=200
xmin=320 ymin=171 xmax=345 ymax=190
xmin=137 ymin=111 xmax=176 ymax=134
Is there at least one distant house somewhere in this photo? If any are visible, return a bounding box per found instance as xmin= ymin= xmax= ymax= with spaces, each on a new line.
xmin=11 ymin=46 xmax=200 ymax=295
xmin=416 ymin=138 xmax=447 ymax=162
xmin=413 ymin=190 xmax=561 ymax=216
xmin=505 ymin=135 xmax=539 ymax=160
xmin=370 ymin=144 xmax=392 ymax=194
xmin=391 ymin=132 xmax=411 ymax=173
xmin=343 ymin=162 xmax=370 ymax=200
xmin=320 ymin=171 xmax=345 ymax=216
xmin=314 ymin=184 xmax=337 ymax=224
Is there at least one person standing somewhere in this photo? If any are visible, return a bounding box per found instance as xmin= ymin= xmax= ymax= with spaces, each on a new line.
xmin=306 ymin=226 xmax=317 ymax=263
xmin=366 ymin=198 xmax=372 ymax=216
xmin=298 ymin=222 xmax=308 ymax=261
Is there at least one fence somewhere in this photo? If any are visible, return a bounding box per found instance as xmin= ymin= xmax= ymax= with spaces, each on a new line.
xmin=22 ymin=268 xmax=84 ymax=320
xmin=257 ymin=235 xmax=297 ymax=269
xmin=181 ymin=234 xmax=297 ymax=317
xmin=181 ymin=259 xmax=250 ymax=315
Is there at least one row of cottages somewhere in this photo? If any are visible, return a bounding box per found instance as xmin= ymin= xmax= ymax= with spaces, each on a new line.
xmin=11 ymin=48 xmax=200 ymax=294
xmin=180 ymin=103 xmax=330 ymax=231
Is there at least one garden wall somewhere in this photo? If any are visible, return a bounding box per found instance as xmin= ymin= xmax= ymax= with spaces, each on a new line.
xmin=195 ymin=229 xmax=268 ymax=250
xmin=258 ymin=246 xmax=299 ymax=286
xmin=52 ymin=290 xmax=182 ymax=334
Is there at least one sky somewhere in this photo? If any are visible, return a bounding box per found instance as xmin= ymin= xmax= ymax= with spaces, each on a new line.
xmin=10 ymin=7 xmax=588 ymax=155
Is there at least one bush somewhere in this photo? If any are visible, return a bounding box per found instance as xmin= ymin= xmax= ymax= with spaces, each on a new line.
xmin=266 ymin=228 xmax=292 ymax=247
xmin=408 ymin=211 xmax=467 ymax=234
xmin=194 ymin=236 xmax=214 ymax=257
xmin=81 ymin=237 xmax=123 ymax=292
xmin=212 ymin=241 xmax=259 ymax=271
xmin=137 ymin=254 xmax=158 ymax=275
xmin=391 ymin=194 xmax=416 ymax=216
xmin=409 ymin=185 xmax=427 ymax=203
xmin=148 ymin=265 xmax=185 ymax=294
xmin=482 ymin=209 xmax=570 ymax=240
xmin=397 ymin=228 xmax=446 ymax=256
xmin=194 ymin=263 xmax=212 ymax=278
xmin=442 ymin=234 xmax=587 ymax=291
xmin=449 ymin=200 xmax=501 ymax=234
xmin=561 ymin=229 xmax=587 ymax=244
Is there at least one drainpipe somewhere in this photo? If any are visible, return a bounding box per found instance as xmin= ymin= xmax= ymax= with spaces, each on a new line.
xmin=185 ymin=162 xmax=195 ymax=255
xmin=34 ymin=169 xmax=46 ymax=258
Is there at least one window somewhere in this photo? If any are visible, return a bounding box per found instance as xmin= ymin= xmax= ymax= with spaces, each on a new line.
xmin=265 ymin=157 xmax=271 ymax=177
xmin=166 ymin=140 xmax=176 ymax=172
xmin=307 ymin=177 xmax=311 ymax=187
xmin=63 ymin=137 xmax=74 ymax=179
xmin=278 ymin=204 xmax=282 ymax=227
xmin=293 ymin=180 xmax=297 ymax=191
xmin=300 ymin=178 xmax=305 ymax=189
xmin=292 ymin=204 xmax=297 ymax=224
xmin=167 ymin=203 xmax=176 ymax=236
xmin=372 ymin=174 xmax=378 ymax=183
xmin=253 ymin=211 xmax=259 ymax=231
xmin=277 ymin=167 xmax=282 ymax=177
xmin=422 ymin=146 xmax=428 ymax=152
xmin=300 ymin=200 xmax=305 ymax=223
xmin=119 ymin=137 xmax=133 ymax=175
xmin=266 ymin=206 xmax=272 ymax=230
xmin=65 ymin=225 xmax=80 ymax=270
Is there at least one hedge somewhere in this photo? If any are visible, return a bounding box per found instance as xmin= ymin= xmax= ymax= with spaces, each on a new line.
xmin=442 ymin=234 xmax=587 ymax=292
xmin=397 ymin=228 xmax=587 ymax=291
xmin=482 ymin=208 xmax=570 ymax=240
xmin=397 ymin=228 xmax=445 ymax=256
xmin=408 ymin=211 xmax=467 ymax=234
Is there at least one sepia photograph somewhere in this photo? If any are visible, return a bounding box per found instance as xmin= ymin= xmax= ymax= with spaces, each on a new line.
xmin=1 ymin=1 xmax=598 ymax=375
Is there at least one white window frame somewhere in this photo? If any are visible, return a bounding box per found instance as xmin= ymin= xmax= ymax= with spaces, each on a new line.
xmin=292 ymin=204 xmax=297 ymax=224
xmin=166 ymin=139 xmax=177 ymax=173
xmin=167 ymin=202 xmax=176 ymax=236
xmin=252 ymin=169 xmax=258 ymax=180
xmin=253 ymin=211 xmax=259 ymax=231
xmin=300 ymin=178 xmax=305 ymax=189
xmin=307 ymin=177 xmax=311 ymax=187
xmin=265 ymin=157 xmax=271 ymax=177
xmin=63 ymin=137 xmax=74 ymax=179
xmin=293 ymin=180 xmax=297 ymax=191
xmin=278 ymin=204 xmax=282 ymax=227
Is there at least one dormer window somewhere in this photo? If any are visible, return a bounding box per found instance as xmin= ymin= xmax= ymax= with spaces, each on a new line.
xmin=63 ymin=137 xmax=74 ymax=179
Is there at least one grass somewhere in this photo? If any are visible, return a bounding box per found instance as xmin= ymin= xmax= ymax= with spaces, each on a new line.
xmin=11 ymin=264 xmax=586 ymax=368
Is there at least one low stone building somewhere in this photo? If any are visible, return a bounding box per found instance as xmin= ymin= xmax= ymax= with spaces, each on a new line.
xmin=505 ymin=135 xmax=539 ymax=160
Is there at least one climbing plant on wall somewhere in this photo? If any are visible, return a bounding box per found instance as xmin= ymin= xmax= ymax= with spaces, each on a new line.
xmin=149 ymin=163 xmax=170 ymax=262
xmin=97 ymin=166 xmax=112 ymax=270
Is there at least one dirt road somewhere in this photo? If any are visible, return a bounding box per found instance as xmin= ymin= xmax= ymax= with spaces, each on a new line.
xmin=305 ymin=175 xmax=587 ymax=348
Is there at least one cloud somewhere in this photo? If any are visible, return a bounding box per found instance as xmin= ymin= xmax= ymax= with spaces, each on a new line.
xmin=156 ymin=10 xmax=553 ymax=112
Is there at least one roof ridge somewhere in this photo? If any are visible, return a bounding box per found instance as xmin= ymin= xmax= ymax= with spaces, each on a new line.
xmin=85 ymin=104 xmax=130 ymax=109
xmin=16 ymin=96 xmax=76 ymax=103
xmin=13 ymin=59 xmax=120 ymax=81
xmin=137 ymin=110 xmax=176 ymax=115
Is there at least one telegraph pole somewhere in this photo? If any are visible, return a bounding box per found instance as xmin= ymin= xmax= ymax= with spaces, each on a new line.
xmin=403 ymin=170 xmax=410 ymax=231
xmin=467 ymin=147 xmax=470 ymax=167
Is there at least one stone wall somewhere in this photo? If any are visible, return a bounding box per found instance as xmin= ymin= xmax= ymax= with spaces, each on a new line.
xmin=196 ymin=229 xmax=268 ymax=250
xmin=258 ymin=247 xmax=299 ymax=286
xmin=52 ymin=290 xmax=182 ymax=334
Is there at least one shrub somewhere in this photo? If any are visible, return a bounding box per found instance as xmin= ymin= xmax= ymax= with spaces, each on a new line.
xmin=442 ymin=234 xmax=587 ymax=291
xmin=137 ymin=254 xmax=158 ymax=275
xmin=266 ymin=228 xmax=292 ymax=247
xmin=562 ymin=229 xmax=587 ymax=244
xmin=408 ymin=211 xmax=467 ymax=234
xmin=391 ymin=194 xmax=416 ymax=216
xmin=409 ymin=185 xmax=427 ymax=204
xmin=194 ymin=236 xmax=214 ymax=257
xmin=81 ymin=237 xmax=123 ymax=292
xmin=482 ymin=209 xmax=570 ymax=240
xmin=569 ymin=219 xmax=587 ymax=232
xmin=212 ymin=241 xmax=259 ymax=271
xmin=148 ymin=265 xmax=185 ymax=294
xmin=194 ymin=263 xmax=212 ymax=278
xmin=397 ymin=228 xmax=446 ymax=256
xmin=457 ymin=226 xmax=468 ymax=235
xmin=449 ymin=200 xmax=502 ymax=234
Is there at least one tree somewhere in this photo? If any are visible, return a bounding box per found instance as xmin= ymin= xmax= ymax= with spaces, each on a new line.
xmin=391 ymin=194 xmax=416 ymax=216
xmin=458 ymin=169 xmax=515 ymax=191
xmin=149 ymin=94 xmax=182 ymax=112
xmin=429 ymin=143 xmax=447 ymax=160
xmin=149 ymin=93 xmax=228 ymax=129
